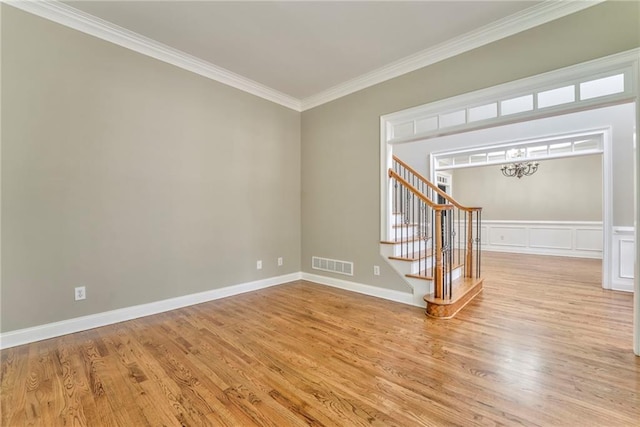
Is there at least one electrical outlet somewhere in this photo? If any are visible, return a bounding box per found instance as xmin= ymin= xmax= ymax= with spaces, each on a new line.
xmin=75 ymin=286 xmax=86 ymax=301
xmin=257 ymin=260 xmax=262 ymax=270
xmin=278 ymin=257 xmax=283 ymax=266
xmin=373 ymin=265 xmax=380 ymax=276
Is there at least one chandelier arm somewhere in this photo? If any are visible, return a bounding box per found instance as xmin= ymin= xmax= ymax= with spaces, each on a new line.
xmin=500 ymin=160 xmax=539 ymax=179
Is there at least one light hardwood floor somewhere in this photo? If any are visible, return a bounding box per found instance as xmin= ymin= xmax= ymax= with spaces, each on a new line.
xmin=1 ymin=252 xmax=638 ymax=426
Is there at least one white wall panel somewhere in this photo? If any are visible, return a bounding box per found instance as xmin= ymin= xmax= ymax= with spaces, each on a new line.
xmin=415 ymin=116 xmax=438 ymax=134
xmin=612 ymin=227 xmax=635 ymax=291
xmin=575 ymin=228 xmax=603 ymax=251
xmin=620 ymin=241 xmax=634 ymax=278
xmin=481 ymin=220 xmax=603 ymax=259
xmin=529 ymin=228 xmax=573 ymax=249
xmin=489 ymin=226 xmax=527 ymax=247
xmin=393 ymin=121 xmax=414 ymax=139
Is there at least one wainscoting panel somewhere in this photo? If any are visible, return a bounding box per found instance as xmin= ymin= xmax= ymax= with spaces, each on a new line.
xmin=529 ymin=228 xmax=573 ymax=250
xmin=612 ymin=227 xmax=635 ymax=292
xmin=480 ymin=220 xmax=603 ymax=259
xmin=488 ymin=226 xmax=527 ymax=247
xmin=575 ymin=228 xmax=604 ymax=252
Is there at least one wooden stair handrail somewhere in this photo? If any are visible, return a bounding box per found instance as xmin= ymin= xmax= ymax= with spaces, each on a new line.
xmin=388 ymin=170 xmax=453 ymax=211
xmin=392 ymin=155 xmax=482 ymax=212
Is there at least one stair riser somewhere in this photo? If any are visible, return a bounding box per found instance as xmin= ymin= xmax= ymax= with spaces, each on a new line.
xmin=390 ymin=227 xmax=419 ymax=239
xmin=392 ymin=213 xmax=432 ymax=226
xmin=395 ymin=243 xmax=430 ymax=258
xmin=384 ymin=240 xmax=430 ymax=257
xmin=384 ymin=257 xmax=437 ymax=276
xmin=451 ymin=266 xmax=463 ymax=281
xmin=411 ymin=259 xmax=433 ymax=274
xmin=384 ymin=250 xmax=464 ymax=280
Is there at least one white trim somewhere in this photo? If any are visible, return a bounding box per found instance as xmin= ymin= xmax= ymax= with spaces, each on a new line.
xmin=612 ymin=226 xmax=635 ymax=292
xmin=301 ymin=0 xmax=604 ymax=111
xmin=0 ymin=4 xmax=3 ymax=346
xmin=0 ymin=272 xmax=302 ymax=349
xmin=432 ymin=130 xmax=604 ymax=171
xmin=480 ymin=220 xmax=603 ymax=259
xmin=3 ymin=0 xmax=301 ymax=111
xmin=602 ymin=128 xmax=614 ymax=290
xmin=635 ymin=91 xmax=640 ymax=356
xmin=382 ymin=49 xmax=639 ymax=144
xmin=3 ymin=0 xmax=603 ymax=112
xmin=301 ymin=272 xmax=418 ymax=307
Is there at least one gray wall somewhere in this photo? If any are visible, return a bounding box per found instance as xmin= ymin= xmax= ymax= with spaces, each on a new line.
xmin=450 ymin=154 xmax=603 ymax=221
xmin=1 ymin=6 xmax=301 ymax=332
xmin=301 ymin=1 xmax=640 ymax=292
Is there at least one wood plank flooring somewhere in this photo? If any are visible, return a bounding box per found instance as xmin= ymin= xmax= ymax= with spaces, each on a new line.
xmin=1 ymin=252 xmax=638 ymax=426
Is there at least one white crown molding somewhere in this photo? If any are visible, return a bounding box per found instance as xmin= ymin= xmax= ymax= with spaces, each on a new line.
xmin=3 ymin=0 xmax=302 ymax=111
xmin=0 ymin=272 xmax=303 ymax=349
xmin=3 ymin=1 xmax=606 ymax=113
xmin=300 ymin=0 xmax=606 ymax=111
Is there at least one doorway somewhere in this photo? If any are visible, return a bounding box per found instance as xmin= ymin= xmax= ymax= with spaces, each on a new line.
xmin=430 ymin=129 xmax=611 ymax=288
xmin=393 ymin=103 xmax=637 ymax=292
xmin=379 ymin=50 xmax=640 ymax=355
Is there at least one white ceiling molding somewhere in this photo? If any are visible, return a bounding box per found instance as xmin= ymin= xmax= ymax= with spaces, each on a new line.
xmin=300 ymin=0 xmax=605 ymax=111
xmin=5 ymin=0 xmax=604 ymax=113
xmin=4 ymin=0 xmax=302 ymax=111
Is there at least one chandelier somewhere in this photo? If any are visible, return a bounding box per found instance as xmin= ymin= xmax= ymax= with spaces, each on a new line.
xmin=500 ymin=149 xmax=539 ymax=179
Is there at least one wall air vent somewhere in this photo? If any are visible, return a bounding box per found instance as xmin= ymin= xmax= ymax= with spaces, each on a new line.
xmin=312 ymin=256 xmax=354 ymax=276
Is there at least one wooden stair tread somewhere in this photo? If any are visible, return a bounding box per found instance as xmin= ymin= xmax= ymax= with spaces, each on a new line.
xmin=391 ymin=223 xmax=419 ymax=228
xmin=380 ymin=236 xmax=431 ymax=245
xmin=423 ymin=277 xmax=484 ymax=319
xmin=424 ymin=276 xmax=482 ymax=305
xmin=393 ymin=248 xmax=466 ymax=263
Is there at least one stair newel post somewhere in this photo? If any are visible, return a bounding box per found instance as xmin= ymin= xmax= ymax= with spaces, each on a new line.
xmin=434 ymin=208 xmax=444 ymax=299
xmin=465 ymin=210 xmax=474 ymax=279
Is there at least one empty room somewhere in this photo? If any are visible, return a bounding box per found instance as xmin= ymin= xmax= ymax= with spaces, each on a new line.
xmin=2 ymin=1 xmax=639 ymax=426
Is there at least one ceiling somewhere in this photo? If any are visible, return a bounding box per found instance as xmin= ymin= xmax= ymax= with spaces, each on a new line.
xmin=62 ymin=1 xmax=544 ymax=99
xmin=13 ymin=0 xmax=599 ymax=110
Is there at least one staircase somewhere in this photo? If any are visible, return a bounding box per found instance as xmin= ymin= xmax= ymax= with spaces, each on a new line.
xmin=381 ymin=156 xmax=484 ymax=318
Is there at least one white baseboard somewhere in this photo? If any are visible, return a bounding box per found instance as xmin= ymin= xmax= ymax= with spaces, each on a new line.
xmin=300 ymin=272 xmax=419 ymax=307
xmin=611 ymin=282 xmax=635 ymax=293
xmin=0 ymin=272 xmax=302 ymax=350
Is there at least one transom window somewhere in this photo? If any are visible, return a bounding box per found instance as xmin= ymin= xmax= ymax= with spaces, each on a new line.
xmin=433 ymin=132 xmax=603 ymax=170
xmin=385 ymin=60 xmax=634 ymax=144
